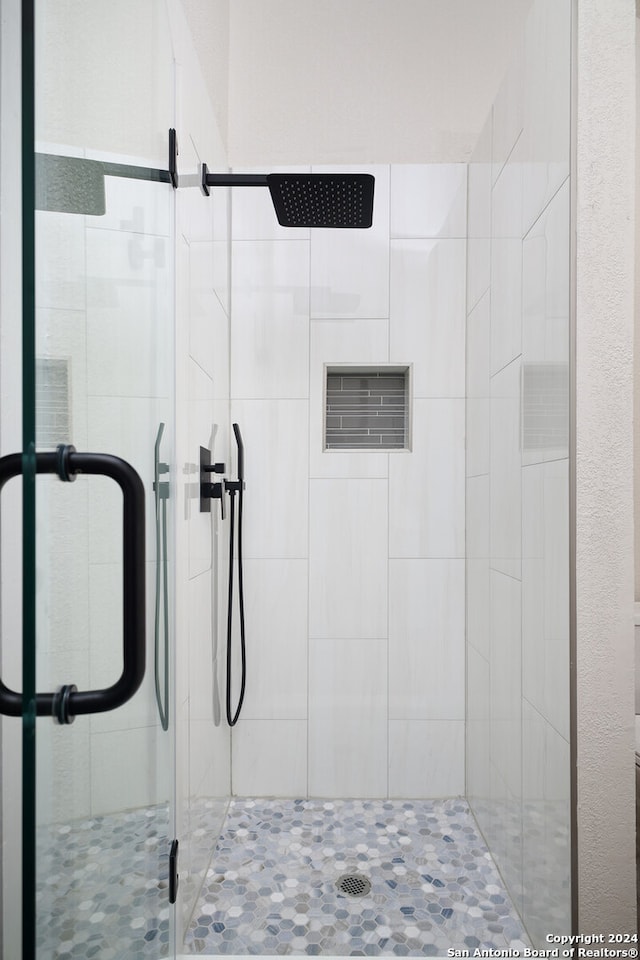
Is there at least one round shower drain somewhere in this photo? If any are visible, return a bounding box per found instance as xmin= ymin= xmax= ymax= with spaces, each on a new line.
xmin=335 ymin=873 xmax=371 ymax=898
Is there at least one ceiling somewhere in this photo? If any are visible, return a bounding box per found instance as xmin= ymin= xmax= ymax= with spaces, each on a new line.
xmin=215 ymin=0 xmax=536 ymax=164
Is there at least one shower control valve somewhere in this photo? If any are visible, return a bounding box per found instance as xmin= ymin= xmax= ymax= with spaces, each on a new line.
xmin=199 ymin=446 xmax=226 ymax=518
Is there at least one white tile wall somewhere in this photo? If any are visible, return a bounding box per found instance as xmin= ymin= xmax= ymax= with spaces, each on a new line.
xmin=390 ymin=165 xmax=467 ymax=239
xmin=309 ymin=638 xmax=388 ymax=797
xmin=389 ymin=399 xmax=465 ymax=558
xmin=466 ymin=291 xmax=491 ymax=400
xmin=490 ymin=571 xmax=522 ymax=798
xmin=466 ymin=644 xmax=491 ymax=802
xmin=466 ymin=398 xmax=490 ymax=478
xmin=390 ymin=239 xmax=466 ymax=398
xmin=241 ymin=559 xmax=308 ymax=720
xmin=35 ymin=210 xmax=86 ymax=311
xmin=490 ymin=359 xmax=522 ymax=579
xmin=230 ymin=399 xmax=309 ymax=559
xmin=232 ymin=720 xmax=307 ymax=796
xmin=309 ymin=478 xmax=388 ymax=640
xmin=310 ymin=165 xmax=390 ymax=320
xmin=489 ymin=238 xmax=522 ymax=376
xmin=231 ymin=163 xmax=467 ymax=799
xmin=388 ymin=559 xmax=464 ymax=720
xmin=389 ymin=720 xmax=465 ymax=797
xmin=230 ymin=239 xmax=310 ymax=399
xmin=85 ymin=227 xmax=171 ymax=398
xmin=521 ymin=699 xmax=571 ymax=940
xmin=466 ymin=558 xmax=491 ymax=661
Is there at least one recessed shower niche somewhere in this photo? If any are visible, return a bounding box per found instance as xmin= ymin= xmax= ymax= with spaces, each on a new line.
xmin=324 ymin=365 xmax=411 ymax=451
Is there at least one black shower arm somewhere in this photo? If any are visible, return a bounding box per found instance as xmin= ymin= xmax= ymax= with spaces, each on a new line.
xmin=201 ymin=164 xmax=267 ymax=196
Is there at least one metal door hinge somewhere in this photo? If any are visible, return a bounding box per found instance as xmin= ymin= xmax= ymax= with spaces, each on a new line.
xmin=169 ymin=838 xmax=179 ymax=904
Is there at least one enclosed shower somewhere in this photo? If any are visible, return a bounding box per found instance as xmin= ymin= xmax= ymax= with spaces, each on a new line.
xmin=0 ymin=0 xmax=573 ymax=956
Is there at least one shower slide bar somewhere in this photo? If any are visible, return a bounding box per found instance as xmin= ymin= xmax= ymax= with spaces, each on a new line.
xmin=0 ymin=445 xmax=146 ymax=724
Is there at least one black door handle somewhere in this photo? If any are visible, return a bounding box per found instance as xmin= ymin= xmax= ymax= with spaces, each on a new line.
xmin=0 ymin=445 xmax=146 ymax=723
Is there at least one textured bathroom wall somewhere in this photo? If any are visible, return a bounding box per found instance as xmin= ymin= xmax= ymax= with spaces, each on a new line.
xmin=575 ymin=0 xmax=637 ymax=933
xmin=229 ymin=164 xmax=467 ymax=799
xmin=465 ymin=0 xmax=572 ymax=943
xmin=180 ymin=0 xmax=230 ymax=152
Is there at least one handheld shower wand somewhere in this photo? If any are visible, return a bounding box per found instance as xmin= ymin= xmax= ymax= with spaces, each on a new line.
xmin=225 ymin=423 xmax=246 ymax=726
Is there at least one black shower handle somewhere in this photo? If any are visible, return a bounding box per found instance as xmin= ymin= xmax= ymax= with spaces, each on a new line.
xmin=233 ymin=423 xmax=244 ymax=483
xmin=0 ymin=446 xmax=146 ymax=723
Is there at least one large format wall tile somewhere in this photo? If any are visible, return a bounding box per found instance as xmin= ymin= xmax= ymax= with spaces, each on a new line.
xmin=522 ymin=180 xmax=570 ymax=466
xmin=310 ymin=165 xmax=390 ymax=320
xmin=466 ymin=398 xmax=490 ymax=478
xmin=389 ymin=399 xmax=464 ymax=558
xmin=309 ymin=638 xmax=387 ymax=797
xmin=521 ymin=700 xmax=571 ymax=938
xmin=390 ymin=239 xmax=466 ymax=398
xmin=466 ymin=645 xmax=491 ymax=802
xmin=466 ymin=291 xmax=490 ymax=400
xmin=230 ymin=399 xmax=309 ymax=559
xmin=36 ymin=210 xmax=86 ymax=311
xmin=86 ymin=228 xmax=172 ymax=398
xmin=240 ymin=559 xmax=308 ymax=720
xmin=90 ymin=726 xmax=172 ymax=815
xmin=390 ymin=165 xmax=467 ymax=239
xmin=388 ymin=559 xmax=464 ymax=720
xmin=231 ymin=239 xmax=309 ymax=399
xmin=467 ymin=558 xmax=491 ymax=661
xmin=231 ymin=720 xmax=307 ymax=797
xmin=489 ymin=570 xmax=522 ymax=800
xmin=389 ymin=720 xmax=464 ymax=797
xmin=490 ymin=359 xmax=522 ymax=579
xmin=489 ymin=238 xmax=522 ymax=376
xmin=230 ymin=164 xmax=467 ymax=801
xmin=309 ymin=478 xmax=388 ymax=639
xmin=189 ymin=240 xmax=229 ymax=395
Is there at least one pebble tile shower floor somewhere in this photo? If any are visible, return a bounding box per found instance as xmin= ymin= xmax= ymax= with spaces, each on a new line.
xmin=185 ymin=797 xmax=531 ymax=955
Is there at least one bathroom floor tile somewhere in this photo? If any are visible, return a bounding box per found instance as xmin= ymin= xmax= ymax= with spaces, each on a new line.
xmin=184 ymin=797 xmax=530 ymax=955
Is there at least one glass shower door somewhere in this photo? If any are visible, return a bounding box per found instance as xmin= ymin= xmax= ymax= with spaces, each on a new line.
xmin=6 ymin=2 xmax=176 ymax=957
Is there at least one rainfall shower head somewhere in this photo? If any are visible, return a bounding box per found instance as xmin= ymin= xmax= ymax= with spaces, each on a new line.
xmin=201 ymin=166 xmax=375 ymax=229
xmin=267 ymin=174 xmax=374 ymax=228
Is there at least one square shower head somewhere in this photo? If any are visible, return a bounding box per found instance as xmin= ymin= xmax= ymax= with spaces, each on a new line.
xmin=267 ymin=173 xmax=375 ymax=228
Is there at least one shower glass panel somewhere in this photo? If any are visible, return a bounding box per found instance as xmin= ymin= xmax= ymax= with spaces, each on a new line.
xmin=17 ymin=2 xmax=176 ymax=956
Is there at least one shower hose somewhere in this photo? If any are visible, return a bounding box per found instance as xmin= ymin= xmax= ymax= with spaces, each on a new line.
xmin=226 ymin=422 xmax=246 ymax=726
